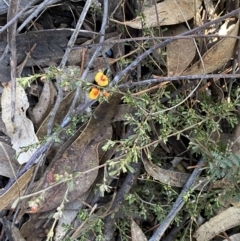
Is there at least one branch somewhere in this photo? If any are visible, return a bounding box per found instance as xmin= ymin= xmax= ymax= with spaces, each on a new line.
xmin=17 ymin=0 xmax=63 ymax=32
xmin=47 ymin=0 xmax=92 ymax=134
xmin=62 ymin=0 xmax=109 ymax=126
xmin=118 ymin=74 xmax=240 ymax=88
xmin=72 ymin=8 xmax=240 ymax=117
xmin=0 ymin=1 xmax=36 ymax=34
xmin=103 ymin=160 xmax=142 ymax=241
xmin=149 ymin=158 xmax=205 ymax=241
xmin=110 ymin=8 xmax=240 ymax=86
xmin=7 ymin=0 xmax=19 ymax=122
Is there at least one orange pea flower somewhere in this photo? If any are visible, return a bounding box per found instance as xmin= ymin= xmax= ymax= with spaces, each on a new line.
xmin=103 ymin=91 xmax=110 ymax=97
xmin=89 ymin=87 xmax=100 ymax=99
xmin=95 ymin=71 xmax=109 ymax=86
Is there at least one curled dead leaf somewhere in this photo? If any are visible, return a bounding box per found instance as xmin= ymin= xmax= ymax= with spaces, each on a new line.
xmin=36 ymin=89 xmax=76 ymax=138
xmin=1 ymin=82 xmax=39 ymax=164
xmin=183 ymin=19 xmax=239 ymax=75
xmin=194 ymin=207 xmax=240 ymax=241
xmin=0 ymin=167 xmax=34 ymax=211
xmin=110 ymin=0 xmax=201 ymax=29
xmin=31 ymin=81 xmax=57 ymax=129
xmin=131 ymin=219 xmax=147 ymax=241
xmin=142 ymin=159 xmax=208 ymax=189
xmin=0 ymin=142 xmax=18 ymax=178
xmin=166 ymin=24 xmax=196 ymax=76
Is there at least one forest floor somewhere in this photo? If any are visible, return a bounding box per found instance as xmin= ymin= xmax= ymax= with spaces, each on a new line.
xmin=0 ymin=0 xmax=240 ymax=241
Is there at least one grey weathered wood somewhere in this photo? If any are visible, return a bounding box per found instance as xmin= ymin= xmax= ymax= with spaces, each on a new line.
xmin=0 ymin=0 xmax=41 ymax=15
xmin=0 ymin=29 xmax=81 ymax=82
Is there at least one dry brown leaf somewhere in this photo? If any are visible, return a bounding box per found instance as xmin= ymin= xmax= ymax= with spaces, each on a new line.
xmin=110 ymin=0 xmax=201 ymax=29
xmin=111 ymin=104 xmax=137 ymax=122
xmin=28 ymin=94 xmax=122 ymax=212
xmin=20 ymin=212 xmax=54 ymax=241
xmin=183 ymin=19 xmax=239 ymax=75
xmin=31 ymin=81 xmax=57 ymax=129
xmin=1 ymin=82 xmax=39 ymax=164
xmin=194 ymin=207 xmax=240 ymax=241
xmin=0 ymin=167 xmax=34 ymax=211
xmin=166 ymin=24 xmax=196 ymax=76
xmin=131 ymin=219 xmax=147 ymax=241
xmin=0 ymin=142 xmax=19 ymax=178
xmin=143 ymin=158 xmax=191 ymax=187
xmin=142 ymin=159 xmax=209 ymax=190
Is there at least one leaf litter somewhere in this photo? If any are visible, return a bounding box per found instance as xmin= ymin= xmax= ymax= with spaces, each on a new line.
xmin=0 ymin=1 xmax=240 ymax=241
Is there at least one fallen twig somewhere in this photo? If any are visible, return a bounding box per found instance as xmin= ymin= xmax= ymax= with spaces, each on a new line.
xmin=118 ymin=74 xmax=240 ymax=88
xmin=17 ymin=0 xmax=63 ymax=32
xmin=149 ymin=158 xmax=205 ymax=241
xmin=47 ymin=0 xmax=92 ymax=135
xmin=72 ymin=34 xmax=240 ymax=49
xmin=62 ymin=0 xmax=109 ymax=126
xmin=0 ymin=1 xmax=36 ymax=34
xmin=103 ymin=160 xmax=142 ymax=241
xmin=7 ymin=0 xmax=19 ymax=123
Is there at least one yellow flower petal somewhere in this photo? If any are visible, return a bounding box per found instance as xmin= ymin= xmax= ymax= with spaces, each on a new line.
xmin=95 ymin=71 xmax=109 ymax=86
xmin=89 ymin=87 xmax=100 ymax=99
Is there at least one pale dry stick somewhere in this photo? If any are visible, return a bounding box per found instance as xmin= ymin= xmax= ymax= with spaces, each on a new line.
xmin=7 ymin=0 xmax=19 ymax=123
xmin=103 ymin=160 xmax=142 ymax=241
xmin=46 ymin=0 xmax=92 ymax=135
xmin=2 ymin=0 xmax=9 ymax=7
xmin=109 ymin=0 xmax=122 ymax=19
xmin=0 ymin=0 xmax=36 ymax=34
xmin=118 ymin=74 xmax=240 ymax=88
xmin=71 ymin=204 xmax=98 ymax=239
xmin=62 ymin=0 xmax=109 ymax=127
xmin=131 ymin=76 xmax=196 ymax=115
xmin=26 ymin=3 xmax=65 ymax=31
xmin=46 ymin=187 xmax=70 ymax=241
xmin=59 ymin=0 xmax=92 ymax=69
xmin=109 ymin=8 xmax=240 ymax=85
xmin=73 ymin=34 xmax=240 ymax=49
xmin=149 ymin=158 xmax=205 ymax=241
